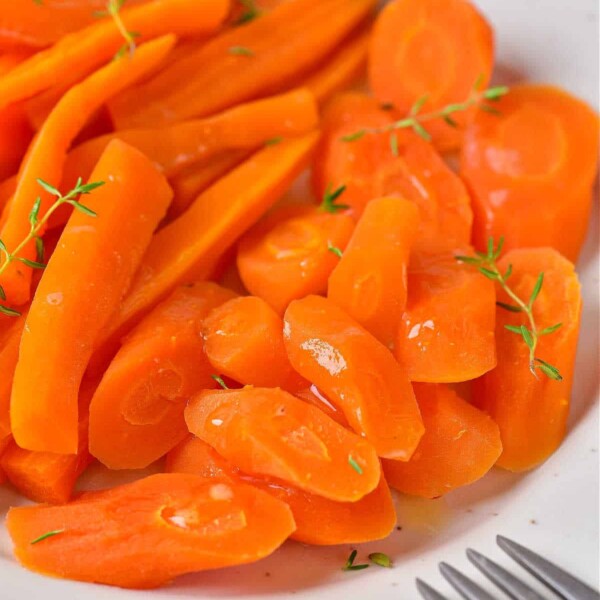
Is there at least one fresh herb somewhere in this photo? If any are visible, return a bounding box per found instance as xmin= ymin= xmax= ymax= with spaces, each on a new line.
xmin=228 ymin=46 xmax=254 ymax=57
xmin=33 ymin=0 xmax=43 ymax=4
xmin=348 ymin=455 xmax=362 ymax=474
xmin=265 ymin=136 xmax=283 ymax=146
xmin=342 ymin=550 xmax=369 ymax=572
xmin=456 ymin=237 xmax=563 ymax=380
xmin=0 ymin=178 xmax=104 ymax=317
xmin=235 ymin=0 xmax=262 ymax=25
xmin=319 ymin=184 xmax=348 ymax=214
xmin=95 ymin=0 xmax=139 ymax=59
xmin=368 ymin=552 xmax=392 ymax=568
xmin=211 ymin=375 xmax=229 ymax=389
xmin=30 ymin=530 xmax=65 ymax=545
xmin=328 ymin=244 xmax=343 ymax=259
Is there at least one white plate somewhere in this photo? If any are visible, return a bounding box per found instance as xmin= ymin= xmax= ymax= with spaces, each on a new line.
xmin=1 ymin=1 xmax=598 ymax=598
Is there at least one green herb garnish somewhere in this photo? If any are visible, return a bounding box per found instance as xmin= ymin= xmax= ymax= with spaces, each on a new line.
xmin=211 ymin=375 xmax=229 ymax=389
xmin=369 ymin=552 xmax=392 ymax=568
xmin=348 ymin=455 xmax=362 ymax=474
xmin=319 ymin=184 xmax=348 ymax=214
xmin=342 ymin=549 xmax=369 ymax=572
xmin=30 ymin=530 xmax=65 ymax=545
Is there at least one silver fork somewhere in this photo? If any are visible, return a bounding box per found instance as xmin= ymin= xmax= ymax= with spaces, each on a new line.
xmin=416 ymin=535 xmax=600 ymax=600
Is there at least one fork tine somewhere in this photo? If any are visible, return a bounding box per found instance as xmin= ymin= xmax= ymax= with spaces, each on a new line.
xmin=416 ymin=578 xmax=451 ymax=600
xmin=439 ymin=562 xmax=499 ymax=600
xmin=497 ymin=536 xmax=600 ymax=600
xmin=466 ymin=548 xmax=547 ymax=600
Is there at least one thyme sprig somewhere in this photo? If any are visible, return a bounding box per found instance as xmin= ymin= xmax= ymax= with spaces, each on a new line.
xmin=30 ymin=529 xmax=65 ymax=545
xmin=95 ymin=0 xmax=139 ymax=59
xmin=456 ymin=237 xmax=563 ymax=381
xmin=319 ymin=184 xmax=348 ymax=214
xmin=235 ymin=0 xmax=262 ymax=25
xmin=0 ymin=178 xmax=104 ymax=317
xmin=342 ymin=549 xmax=369 ymax=571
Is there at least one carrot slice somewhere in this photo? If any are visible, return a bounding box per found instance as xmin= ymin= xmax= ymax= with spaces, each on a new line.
xmin=0 ymin=0 xmax=228 ymax=111
xmin=328 ymin=196 xmax=419 ymax=348
xmin=395 ymin=250 xmax=497 ymax=382
xmin=368 ymin=0 xmax=494 ymax=150
xmin=185 ymin=387 xmax=381 ymax=501
xmin=202 ymin=295 xmax=308 ymax=390
xmin=473 ymin=248 xmax=581 ymax=472
xmin=383 ymin=383 xmax=502 ymax=498
xmin=89 ymin=282 xmax=236 ymax=470
xmin=11 ymin=140 xmax=173 ymax=455
xmin=6 ymin=473 xmax=295 ymax=589
xmin=284 ymin=295 xmax=424 ymax=459
xmin=0 ymin=35 xmax=175 ymax=307
xmin=461 ymin=85 xmax=599 ymax=262
xmin=295 ymin=386 xmax=349 ymax=427
xmin=168 ymin=435 xmax=396 ymax=545
xmin=108 ymin=0 xmax=377 ymax=128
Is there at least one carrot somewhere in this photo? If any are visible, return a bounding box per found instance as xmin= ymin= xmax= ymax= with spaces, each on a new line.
xmin=92 ymin=132 xmax=318 ymax=370
xmin=295 ymin=386 xmax=349 ymax=427
xmin=383 ymin=383 xmax=502 ymax=498
xmin=168 ymin=435 xmax=397 ymax=545
xmin=0 ymin=436 xmax=8 ymax=485
xmin=313 ymin=93 xmax=473 ymax=242
xmin=185 ymin=387 xmax=381 ymax=501
xmin=11 ymin=140 xmax=173 ymax=455
xmin=108 ymin=0 xmax=377 ymax=128
xmin=6 ymin=473 xmax=295 ymax=589
xmin=89 ymin=282 xmax=236 ymax=470
xmin=461 ymin=85 xmax=599 ymax=263
xmin=395 ymin=249 xmax=497 ymax=382
xmin=368 ymin=0 xmax=494 ymax=151
xmin=328 ymin=196 xmax=419 ymax=349
xmin=202 ymin=295 xmax=308 ymax=390
xmin=0 ymin=0 xmax=228 ymax=111
xmin=284 ymin=295 xmax=424 ymax=459
xmin=473 ymin=248 xmax=581 ymax=472
xmin=0 ymin=35 xmax=175 ymax=307
xmin=227 ymin=0 xmax=286 ymax=26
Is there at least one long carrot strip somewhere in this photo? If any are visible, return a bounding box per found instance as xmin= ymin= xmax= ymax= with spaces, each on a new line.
xmin=11 ymin=140 xmax=173 ymax=455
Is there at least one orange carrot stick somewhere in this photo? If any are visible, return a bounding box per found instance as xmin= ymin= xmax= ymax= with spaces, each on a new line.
xmin=11 ymin=140 xmax=173 ymax=455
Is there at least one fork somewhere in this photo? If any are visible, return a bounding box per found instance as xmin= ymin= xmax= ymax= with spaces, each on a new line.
xmin=416 ymin=535 xmax=600 ymax=600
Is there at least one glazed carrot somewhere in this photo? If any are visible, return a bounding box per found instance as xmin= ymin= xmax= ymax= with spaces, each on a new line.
xmin=284 ymin=295 xmax=424 ymax=459
xmin=461 ymin=85 xmax=599 ymax=262
xmin=313 ymin=93 xmax=473 ymax=241
xmin=383 ymin=383 xmax=502 ymax=498
xmin=0 ymin=436 xmax=8 ymax=485
xmin=369 ymin=0 xmax=494 ymax=150
xmin=93 ymin=133 xmax=318 ymax=368
xmin=168 ymin=435 xmax=396 ymax=545
xmin=109 ymin=0 xmax=377 ymax=128
xmin=202 ymin=296 xmax=308 ymax=390
xmin=0 ymin=0 xmax=228 ymax=111
xmin=473 ymin=248 xmax=581 ymax=472
xmin=11 ymin=140 xmax=173 ymax=455
xmin=0 ymin=35 xmax=175 ymax=306
xmin=89 ymin=282 xmax=236 ymax=470
xmin=395 ymin=250 xmax=496 ymax=382
xmin=185 ymin=387 xmax=381 ymax=501
xmin=7 ymin=473 xmax=295 ymax=589
xmin=237 ymin=203 xmax=355 ymax=315
xmin=295 ymin=386 xmax=349 ymax=427
xmin=328 ymin=197 xmax=419 ymax=348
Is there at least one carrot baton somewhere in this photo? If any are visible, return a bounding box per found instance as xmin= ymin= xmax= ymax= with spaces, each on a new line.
xmin=11 ymin=139 xmax=173 ymax=455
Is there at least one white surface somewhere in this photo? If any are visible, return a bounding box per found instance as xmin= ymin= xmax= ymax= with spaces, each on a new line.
xmin=1 ymin=1 xmax=599 ymax=598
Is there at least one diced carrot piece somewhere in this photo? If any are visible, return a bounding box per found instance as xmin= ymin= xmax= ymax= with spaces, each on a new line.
xmin=284 ymin=295 xmax=424 ymax=459
xmin=185 ymin=387 xmax=381 ymax=501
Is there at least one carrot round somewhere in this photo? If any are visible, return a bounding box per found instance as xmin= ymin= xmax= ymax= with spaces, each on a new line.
xmin=185 ymin=387 xmax=381 ymax=502
xmin=461 ymin=85 xmax=599 ymax=262
xmin=0 ymin=35 xmax=175 ymax=306
xmin=328 ymin=196 xmax=419 ymax=349
xmin=6 ymin=473 xmax=295 ymax=589
xmin=168 ymin=435 xmax=396 ymax=545
xmin=89 ymin=283 xmax=236 ymax=470
xmin=202 ymin=295 xmax=307 ymax=390
xmin=368 ymin=0 xmax=494 ymax=150
xmin=383 ymin=383 xmax=502 ymax=498
xmin=284 ymin=295 xmax=424 ymax=459
xmin=473 ymin=248 xmax=581 ymax=472
xmin=11 ymin=139 xmax=173 ymax=455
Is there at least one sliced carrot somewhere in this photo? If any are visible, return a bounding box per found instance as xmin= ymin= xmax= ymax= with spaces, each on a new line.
xmin=383 ymin=383 xmax=502 ymax=498
xmin=108 ymin=0 xmax=377 ymax=128
xmin=284 ymin=295 xmax=424 ymax=459
xmin=328 ymin=196 xmax=419 ymax=349
xmin=295 ymin=386 xmax=349 ymax=427
xmin=368 ymin=0 xmax=494 ymax=150
xmin=168 ymin=435 xmax=396 ymax=545
xmin=89 ymin=282 xmax=236 ymax=470
xmin=0 ymin=35 xmax=175 ymax=307
xmin=185 ymin=387 xmax=381 ymax=501
xmin=11 ymin=140 xmax=173 ymax=455
xmin=395 ymin=249 xmax=496 ymax=382
xmin=7 ymin=473 xmax=295 ymax=589
xmin=473 ymin=248 xmax=581 ymax=472
xmin=461 ymin=85 xmax=599 ymax=262
xmin=202 ymin=295 xmax=308 ymax=390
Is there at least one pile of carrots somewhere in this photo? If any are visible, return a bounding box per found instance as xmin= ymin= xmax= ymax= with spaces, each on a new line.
xmin=0 ymin=0 xmax=597 ymax=590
